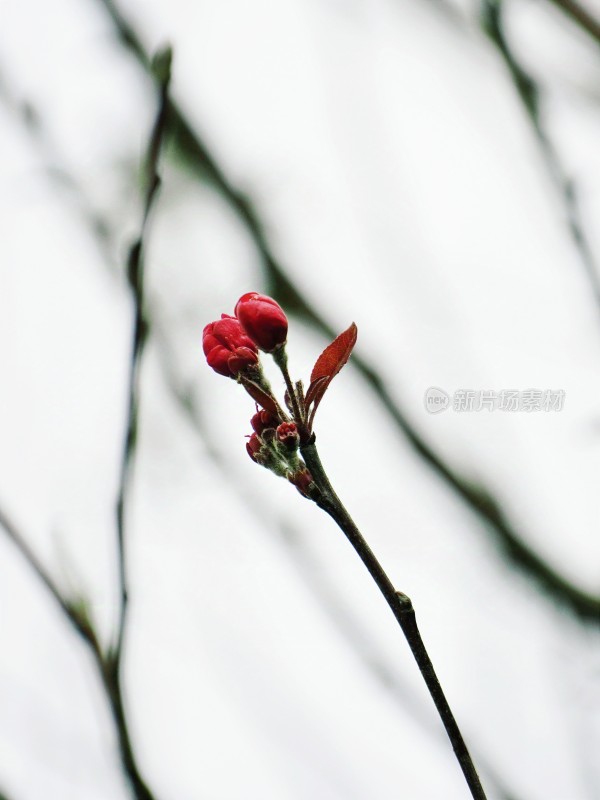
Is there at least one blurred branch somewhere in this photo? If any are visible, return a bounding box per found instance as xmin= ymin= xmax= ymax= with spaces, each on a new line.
xmin=481 ymin=0 xmax=600 ymax=313
xmin=89 ymin=0 xmax=600 ymax=626
xmin=113 ymin=43 xmax=171 ymax=664
xmin=0 ymin=507 xmax=101 ymax=648
xmin=108 ymin=44 xmax=173 ymax=799
xmin=0 ymin=504 xmax=157 ymax=800
xmin=0 ymin=46 xmax=172 ymax=800
xmin=0 ymin=65 xmax=114 ymax=266
xmin=546 ymin=0 xmax=600 ymax=44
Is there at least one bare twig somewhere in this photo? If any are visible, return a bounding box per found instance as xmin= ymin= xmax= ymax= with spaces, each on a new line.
xmin=0 ymin=504 xmax=156 ymax=800
xmin=107 ymin=45 xmax=173 ymax=799
xmin=300 ymin=442 xmax=488 ymax=800
xmin=89 ymin=0 xmax=600 ymax=625
xmin=481 ymin=0 xmax=600 ymax=312
xmin=113 ymin=45 xmax=172 ymax=662
xmin=0 ymin=507 xmax=100 ymax=649
xmin=154 ymin=331 xmax=522 ymax=800
xmin=0 ymin=46 xmax=172 ymax=800
xmin=546 ymin=0 xmax=600 ymax=44
xmin=0 ymin=64 xmax=114 ymax=266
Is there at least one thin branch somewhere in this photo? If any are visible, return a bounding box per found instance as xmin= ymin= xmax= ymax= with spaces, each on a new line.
xmin=153 ymin=330 xmax=522 ymax=800
xmin=0 ymin=47 xmax=171 ymax=800
xmin=104 ymin=50 xmax=172 ymax=800
xmin=0 ymin=504 xmax=157 ymax=800
xmin=0 ymin=63 xmax=114 ymax=266
xmin=481 ymin=0 xmax=600 ymax=312
xmin=114 ymin=45 xmax=172 ymax=661
xmin=272 ymin=346 xmax=304 ymax=424
xmin=275 ymin=524 xmax=522 ymax=800
xmin=0 ymin=506 xmax=100 ymax=649
xmin=90 ymin=0 xmax=600 ymax=625
xmin=546 ymin=0 xmax=600 ymax=44
xmin=301 ymin=441 xmax=488 ymax=800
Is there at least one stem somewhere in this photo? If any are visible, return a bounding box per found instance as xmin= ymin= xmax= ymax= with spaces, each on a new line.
xmin=0 ymin=51 xmax=171 ymax=800
xmin=301 ymin=441 xmax=488 ymax=800
xmin=481 ymin=0 xmax=600 ymax=316
xmin=115 ymin=45 xmax=171 ymax=662
xmin=273 ymin=346 xmax=304 ymax=425
xmin=546 ymin=0 xmax=600 ymax=45
xmin=101 ymin=657 xmax=157 ymax=800
xmin=107 ymin=50 xmax=171 ymax=800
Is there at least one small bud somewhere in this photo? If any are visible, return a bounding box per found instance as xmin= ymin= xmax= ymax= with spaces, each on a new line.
xmin=246 ymin=433 xmax=263 ymax=463
xmin=276 ymin=421 xmax=300 ymax=450
xmin=288 ymin=468 xmax=316 ymax=498
xmin=203 ymin=314 xmax=259 ymax=377
xmin=235 ymin=292 xmax=288 ymax=352
xmin=261 ymin=426 xmax=277 ymax=443
xmin=251 ymin=409 xmax=278 ymax=435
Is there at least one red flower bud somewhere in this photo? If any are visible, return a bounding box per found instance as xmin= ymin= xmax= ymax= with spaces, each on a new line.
xmin=251 ymin=409 xmax=278 ymax=435
xmin=235 ymin=292 xmax=288 ymax=352
xmin=289 ymin=468 xmax=315 ymax=498
xmin=246 ymin=433 xmax=263 ymax=463
xmin=276 ymin=421 xmax=299 ymax=450
xmin=203 ymin=314 xmax=259 ymax=377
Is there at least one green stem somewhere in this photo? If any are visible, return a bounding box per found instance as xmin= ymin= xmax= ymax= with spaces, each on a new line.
xmin=301 ymin=441 xmax=488 ymax=800
xmin=546 ymin=0 xmax=600 ymax=45
xmin=101 ymin=656 xmax=157 ymax=800
xmin=272 ymin=346 xmax=304 ymax=426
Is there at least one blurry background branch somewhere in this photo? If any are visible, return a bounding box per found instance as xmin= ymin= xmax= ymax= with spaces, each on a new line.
xmin=112 ymin=43 xmax=171 ymax=665
xmin=481 ymin=0 xmax=600 ymax=313
xmin=90 ymin=0 xmax=600 ymax=625
xmin=546 ymin=0 xmax=600 ymax=44
xmin=0 ymin=50 xmax=173 ymax=800
xmin=0 ymin=503 xmax=157 ymax=800
xmin=0 ymin=506 xmax=100 ymax=647
xmin=103 ymin=42 xmax=173 ymax=800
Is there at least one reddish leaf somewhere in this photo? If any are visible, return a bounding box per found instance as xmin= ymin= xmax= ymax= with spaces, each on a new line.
xmin=305 ymin=323 xmax=357 ymax=425
xmin=241 ymin=379 xmax=280 ymax=417
xmin=304 ymin=375 xmax=329 ymax=409
xmin=306 ymin=382 xmax=329 ymax=424
xmin=310 ymin=322 xmax=357 ymax=385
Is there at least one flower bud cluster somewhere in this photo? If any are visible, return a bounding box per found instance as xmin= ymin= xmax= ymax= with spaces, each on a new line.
xmin=203 ymin=292 xmax=319 ymax=501
xmin=246 ymin=418 xmax=315 ymax=497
